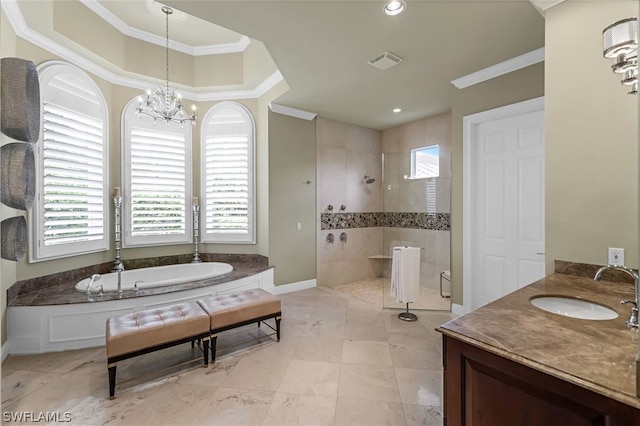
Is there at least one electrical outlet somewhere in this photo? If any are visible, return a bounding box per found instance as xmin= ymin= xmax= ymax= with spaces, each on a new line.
xmin=608 ymin=247 xmax=625 ymax=266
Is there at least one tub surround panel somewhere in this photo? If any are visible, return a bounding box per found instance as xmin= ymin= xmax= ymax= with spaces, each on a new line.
xmin=437 ymin=273 xmax=640 ymax=409
xmin=320 ymin=212 xmax=450 ymax=231
xmin=7 ymin=254 xmax=269 ymax=307
xmin=8 ymin=268 xmax=275 ymax=354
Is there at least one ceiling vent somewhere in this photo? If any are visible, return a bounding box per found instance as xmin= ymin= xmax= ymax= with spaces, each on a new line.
xmin=367 ymin=51 xmax=403 ymax=70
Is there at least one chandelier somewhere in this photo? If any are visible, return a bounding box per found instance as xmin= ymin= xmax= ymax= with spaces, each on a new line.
xmin=137 ymin=6 xmax=197 ymax=125
xmin=602 ymin=17 xmax=638 ymax=95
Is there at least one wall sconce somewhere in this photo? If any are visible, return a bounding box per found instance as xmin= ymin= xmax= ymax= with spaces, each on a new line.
xmin=603 ymin=17 xmax=638 ymax=95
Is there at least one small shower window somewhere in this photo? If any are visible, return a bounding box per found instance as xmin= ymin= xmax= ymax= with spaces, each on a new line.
xmin=411 ymin=145 xmax=439 ymax=179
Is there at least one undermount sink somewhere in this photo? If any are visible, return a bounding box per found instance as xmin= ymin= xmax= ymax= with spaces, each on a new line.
xmin=530 ymin=296 xmax=618 ymax=320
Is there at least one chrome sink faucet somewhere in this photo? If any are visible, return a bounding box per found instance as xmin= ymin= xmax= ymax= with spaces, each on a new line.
xmin=594 ymin=264 xmax=639 ymax=328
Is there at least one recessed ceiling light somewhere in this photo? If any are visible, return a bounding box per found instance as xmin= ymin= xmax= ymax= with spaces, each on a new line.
xmin=393 ymin=108 xmax=402 ymax=113
xmin=383 ymin=1 xmax=407 ymax=16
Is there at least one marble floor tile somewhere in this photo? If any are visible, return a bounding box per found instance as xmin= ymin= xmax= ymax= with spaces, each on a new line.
xmin=395 ymin=367 xmax=442 ymax=406
xmin=2 ymin=347 xmax=102 ymax=374
xmin=1 ymin=369 xmax=61 ymax=407
xmin=334 ymin=397 xmax=407 ymax=426
xmin=278 ymin=359 xmax=340 ymax=397
xmin=1 ymin=285 xmax=451 ymax=426
xmin=341 ymin=340 xmax=393 ymax=366
xmin=293 ymin=336 xmax=344 ymax=363
xmin=388 ymin=333 xmax=442 ymax=370
xmin=3 ymin=374 xmax=104 ymax=420
xmin=302 ymin=319 xmax=345 ymax=339
xmin=315 ymin=294 xmax=349 ymax=308
xmin=337 ymin=364 xmax=401 ymax=403
xmin=403 ymin=404 xmax=444 ymax=426
xmin=176 ymin=354 xmax=241 ymax=387
xmin=262 ymin=393 xmax=336 ymax=426
xmin=220 ymin=354 xmax=290 ymax=392
xmin=279 ymin=318 xmax=308 ymax=337
xmin=309 ymin=305 xmax=347 ymax=323
xmin=189 ymin=387 xmax=274 ymax=426
xmin=344 ymin=319 xmax=388 ymax=341
xmin=282 ymin=304 xmax=314 ymax=321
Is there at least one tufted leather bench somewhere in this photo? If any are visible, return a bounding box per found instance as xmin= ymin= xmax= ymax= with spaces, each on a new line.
xmin=197 ymin=289 xmax=282 ymax=362
xmin=106 ymin=302 xmax=210 ymax=399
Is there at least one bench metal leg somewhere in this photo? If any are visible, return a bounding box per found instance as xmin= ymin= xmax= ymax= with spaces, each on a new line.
xmin=276 ymin=316 xmax=281 ymax=342
xmin=108 ymin=363 xmax=117 ymax=399
xmin=203 ymin=338 xmax=210 ymax=367
xmin=211 ymin=334 xmax=218 ymax=363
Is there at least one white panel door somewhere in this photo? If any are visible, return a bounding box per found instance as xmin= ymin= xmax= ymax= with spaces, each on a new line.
xmin=473 ymin=109 xmax=545 ymax=309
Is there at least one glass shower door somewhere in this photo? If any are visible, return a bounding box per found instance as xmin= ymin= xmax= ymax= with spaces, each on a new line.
xmin=381 ymin=151 xmax=451 ymax=311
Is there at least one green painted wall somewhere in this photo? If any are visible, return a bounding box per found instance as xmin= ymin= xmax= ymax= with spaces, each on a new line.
xmin=268 ymin=110 xmax=317 ymax=285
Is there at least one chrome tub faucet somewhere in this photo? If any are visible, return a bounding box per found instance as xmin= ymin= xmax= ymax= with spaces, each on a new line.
xmin=594 ymin=264 xmax=639 ymax=328
xmin=86 ymin=274 xmax=102 ymax=301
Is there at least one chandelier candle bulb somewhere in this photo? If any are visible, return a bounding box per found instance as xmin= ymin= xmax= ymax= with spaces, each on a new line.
xmin=193 ymin=197 xmax=199 ymax=207
xmin=113 ymin=187 xmax=121 ymax=197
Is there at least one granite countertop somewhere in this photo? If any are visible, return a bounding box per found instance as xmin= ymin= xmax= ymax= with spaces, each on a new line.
xmin=8 ymin=262 xmax=272 ymax=307
xmin=437 ymin=273 xmax=640 ymax=409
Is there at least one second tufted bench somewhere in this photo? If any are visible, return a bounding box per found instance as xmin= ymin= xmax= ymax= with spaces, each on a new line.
xmin=106 ymin=302 xmax=211 ymax=399
xmin=197 ymin=289 xmax=282 ymax=362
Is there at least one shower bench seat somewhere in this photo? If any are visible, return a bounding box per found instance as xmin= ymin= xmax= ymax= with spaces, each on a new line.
xmin=105 ymin=288 xmax=281 ymax=399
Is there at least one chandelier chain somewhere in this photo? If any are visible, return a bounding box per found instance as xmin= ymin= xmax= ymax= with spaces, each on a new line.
xmin=164 ymin=6 xmax=170 ymax=106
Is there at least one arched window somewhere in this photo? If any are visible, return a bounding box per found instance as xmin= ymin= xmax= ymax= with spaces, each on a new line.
xmin=31 ymin=61 xmax=108 ymax=261
xmin=201 ymin=102 xmax=255 ymax=243
xmin=121 ymin=97 xmax=193 ymax=247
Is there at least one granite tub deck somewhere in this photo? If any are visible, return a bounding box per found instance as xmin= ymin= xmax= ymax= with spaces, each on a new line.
xmin=7 ymin=258 xmax=276 ymax=354
xmin=437 ymin=273 xmax=640 ymax=409
xmin=8 ymin=262 xmax=272 ymax=307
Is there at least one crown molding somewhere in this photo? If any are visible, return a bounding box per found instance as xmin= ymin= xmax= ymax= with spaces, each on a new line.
xmin=1 ymin=0 xmax=282 ymax=101
xmin=79 ymin=0 xmax=250 ymax=55
xmin=269 ymin=103 xmax=317 ymax=121
xmin=528 ymin=0 xmax=566 ymax=16
xmin=451 ymin=47 xmax=545 ymax=89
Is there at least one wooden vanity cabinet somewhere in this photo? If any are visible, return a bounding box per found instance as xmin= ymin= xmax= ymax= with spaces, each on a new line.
xmin=442 ymin=336 xmax=640 ymax=426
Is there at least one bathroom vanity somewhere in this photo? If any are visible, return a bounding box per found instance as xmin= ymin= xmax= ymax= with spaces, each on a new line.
xmin=437 ymin=273 xmax=640 ymax=425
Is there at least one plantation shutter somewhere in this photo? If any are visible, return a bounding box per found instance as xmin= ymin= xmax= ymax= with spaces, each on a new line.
xmin=202 ymin=103 xmax=255 ymax=243
xmin=130 ymin=127 xmax=186 ymax=237
xmin=31 ymin=62 xmax=109 ymax=261
xmin=42 ymin=103 xmax=105 ymax=245
xmin=122 ymin=97 xmax=192 ymax=247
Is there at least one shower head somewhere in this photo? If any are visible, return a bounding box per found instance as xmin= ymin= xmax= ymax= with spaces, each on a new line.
xmin=363 ymin=175 xmax=376 ymax=184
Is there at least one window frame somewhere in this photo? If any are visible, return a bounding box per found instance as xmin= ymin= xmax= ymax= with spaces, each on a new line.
xmin=29 ymin=61 xmax=109 ymax=262
xmin=410 ymin=144 xmax=440 ymax=180
xmin=200 ymin=101 xmax=256 ymax=244
xmin=121 ymin=97 xmax=193 ymax=248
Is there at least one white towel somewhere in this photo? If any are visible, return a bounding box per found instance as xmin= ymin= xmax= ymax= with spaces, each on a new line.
xmin=390 ymin=246 xmax=421 ymax=303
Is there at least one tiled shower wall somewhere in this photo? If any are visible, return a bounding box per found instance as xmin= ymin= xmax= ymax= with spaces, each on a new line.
xmin=316 ymin=113 xmax=452 ymax=288
xmin=381 ymin=112 xmax=452 ymax=290
xmin=316 ymin=117 xmax=383 ymax=286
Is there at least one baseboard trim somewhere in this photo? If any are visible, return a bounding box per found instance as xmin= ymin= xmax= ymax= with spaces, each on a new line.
xmin=451 ymin=303 xmax=465 ymax=316
xmin=274 ymin=279 xmax=317 ymax=295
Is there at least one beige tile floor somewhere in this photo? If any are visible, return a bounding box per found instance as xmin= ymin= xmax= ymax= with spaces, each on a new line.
xmin=1 ymin=286 xmax=454 ymax=426
xmin=331 ymin=278 xmax=451 ymax=311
